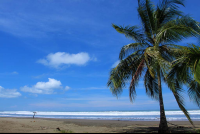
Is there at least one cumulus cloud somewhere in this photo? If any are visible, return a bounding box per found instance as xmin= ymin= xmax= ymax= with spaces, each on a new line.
xmin=20 ymin=78 xmax=65 ymax=94
xmin=0 ymin=86 xmax=21 ymax=98
xmin=37 ymin=52 xmax=93 ymax=68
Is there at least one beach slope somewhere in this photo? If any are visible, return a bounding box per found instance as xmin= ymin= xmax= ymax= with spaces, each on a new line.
xmin=0 ymin=117 xmax=200 ymax=133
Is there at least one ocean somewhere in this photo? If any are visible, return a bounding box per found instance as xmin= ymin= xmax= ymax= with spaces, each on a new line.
xmin=0 ymin=110 xmax=199 ymax=121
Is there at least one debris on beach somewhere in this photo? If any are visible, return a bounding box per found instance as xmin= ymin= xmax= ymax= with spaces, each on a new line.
xmin=56 ymin=127 xmax=61 ymax=131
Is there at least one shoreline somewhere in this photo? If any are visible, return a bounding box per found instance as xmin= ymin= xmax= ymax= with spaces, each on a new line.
xmin=0 ymin=117 xmax=200 ymax=133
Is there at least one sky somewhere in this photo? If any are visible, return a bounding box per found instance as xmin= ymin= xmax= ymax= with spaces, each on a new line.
xmin=0 ymin=0 xmax=199 ymax=112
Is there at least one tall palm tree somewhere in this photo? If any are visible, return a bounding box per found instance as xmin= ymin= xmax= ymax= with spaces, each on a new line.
xmin=107 ymin=0 xmax=200 ymax=133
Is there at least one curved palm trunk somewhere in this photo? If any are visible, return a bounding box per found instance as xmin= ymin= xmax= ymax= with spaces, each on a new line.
xmin=157 ymin=67 xmax=169 ymax=133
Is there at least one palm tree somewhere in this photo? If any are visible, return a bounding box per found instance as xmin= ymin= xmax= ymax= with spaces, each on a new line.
xmin=107 ymin=0 xmax=200 ymax=133
xmin=167 ymin=44 xmax=200 ymax=108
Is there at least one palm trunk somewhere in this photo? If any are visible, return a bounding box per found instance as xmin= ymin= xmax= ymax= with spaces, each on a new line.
xmin=157 ymin=66 xmax=169 ymax=133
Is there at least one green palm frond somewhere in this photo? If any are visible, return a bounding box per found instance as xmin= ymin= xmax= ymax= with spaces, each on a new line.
xmin=167 ymin=53 xmax=200 ymax=108
xmin=112 ymin=24 xmax=144 ymax=42
xmin=171 ymin=44 xmax=200 ymax=84
xmin=156 ymin=0 xmax=184 ymax=25
xmin=167 ymin=62 xmax=189 ymax=85
xmin=166 ymin=68 xmax=194 ymax=126
xmin=171 ymin=82 xmax=194 ymax=127
xmin=144 ymin=69 xmax=159 ymax=100
xmin=119 ymin=43 xmax=149 ymax=60
xmin=107 ymin=52 xmax=144 ymax=98
xmin=129 ymin=59 xmax=146 ymax=101
xmin=144 ymin=50 xmax=156 ymax=78
xmin=163 ymin=44 xmax=186 ymax=59
xmin=183 ymin=44 xmax=200 ymax=68
xmin=159 ymin=45 xmax=175 ymax=63
xmin=188 ymin=79 xmax=200 ymax=107
xmin=194 ymin=61 xmax=200 ymax=84
xmin=138 ymin=0 xmax=156 ymax=38
xmin=157 ymin=16 xmax=200 ymax=43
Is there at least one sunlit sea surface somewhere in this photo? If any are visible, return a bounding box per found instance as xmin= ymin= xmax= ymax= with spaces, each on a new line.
xmin=0 ymin=110 xmax=199 ymax=121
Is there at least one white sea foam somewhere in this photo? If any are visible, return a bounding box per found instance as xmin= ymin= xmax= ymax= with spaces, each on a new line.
xmin=0 ymin=110 xmax=199 ymax=116
xmin=0 ymin=110 xmax=199 ymax=121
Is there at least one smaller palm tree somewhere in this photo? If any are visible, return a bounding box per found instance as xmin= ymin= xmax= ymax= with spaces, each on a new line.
xmin=167 ymin=44 xmax=200 ymax=107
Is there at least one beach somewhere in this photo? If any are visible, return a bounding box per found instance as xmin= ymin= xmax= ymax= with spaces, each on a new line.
xmin=0 ymin=117 xmax=200 ymax=133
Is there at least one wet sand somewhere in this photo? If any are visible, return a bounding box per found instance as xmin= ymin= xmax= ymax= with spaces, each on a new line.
xmin=0 ymin=117 xmax=199 ymax=133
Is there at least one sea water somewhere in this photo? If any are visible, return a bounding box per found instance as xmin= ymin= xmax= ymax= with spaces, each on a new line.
xmin=0 ymin=110 xmax=199 ymax=121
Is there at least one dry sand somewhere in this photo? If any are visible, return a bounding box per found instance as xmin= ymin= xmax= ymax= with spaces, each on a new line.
xmin=0 ymin=117 xmax=200 ymax=133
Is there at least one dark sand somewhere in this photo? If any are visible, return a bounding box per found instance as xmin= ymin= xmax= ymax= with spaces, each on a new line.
xmin=0 ymin=117 xmax=199 ymax=133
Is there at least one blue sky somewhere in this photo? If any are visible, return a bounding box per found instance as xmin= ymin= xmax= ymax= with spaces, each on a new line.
xmin=0 ymin=0 xmax=199 ymax=111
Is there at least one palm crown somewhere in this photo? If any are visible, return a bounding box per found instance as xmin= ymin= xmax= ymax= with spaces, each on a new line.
xmin=107 ymin=0 xmax=200 ymax=132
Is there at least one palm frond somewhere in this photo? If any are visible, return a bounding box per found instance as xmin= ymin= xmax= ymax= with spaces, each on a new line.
xmin=167 ymin=62 xmax=189 ymax=85
xmin=144 ymin=50 xmax=156 ymax=78
xmin=159 ymin=45 xmax=172 ymax=60
xmin=188 ymin=79 xmax=200 ymax=107
xmin=138 ymin=0 xmax=156 ymax=39
xmin=172 ymin=44 xmax=200 ymax=84
xmin=194 ymin=61 xmax=200 ymax=84
xmin=184 ymin=44 xmax=200 ymax=70
xmin=159 ymin=45 xmax=176 ymax=62
xmin=156 ymin=0 xmax=185 ymax=25
xmin=112 ymin=24 xmax=144 ymax=43
xmin=144 ymin=69 xmax=159 ymax=100
xmin=171 ymin=81 xmax=194 ymax=126
xmin=129 ymin=59 xmax=146 ymax=101
xmin=162 ymin=44 xmax=186 ymax=59
xmin=166 ymin=69 xmax=194 ymax=126
xmin=157 ymin=16 xmax=200 ymax=43
xmin=107 ymin=52 xmax=144 ymax=98
xmin=119 ymin=43 xmax=149 ymax=60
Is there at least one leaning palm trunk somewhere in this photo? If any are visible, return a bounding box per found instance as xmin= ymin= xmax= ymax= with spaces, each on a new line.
xmin=157 ymin=66 xmax=168 ymax=133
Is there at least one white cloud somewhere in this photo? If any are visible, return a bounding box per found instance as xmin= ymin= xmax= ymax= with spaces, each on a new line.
xmin=37 ymin=52 xmax=93 ymax=68
xmin=0 ymin=86 xmax=21 ymax=98
xmin=20 ymin=78 xmax=64 ymax=94
xmin=111 ymin=60 xmax=120 ymax=68
xmin=65 ymin=86 xmax=70 ymax=90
